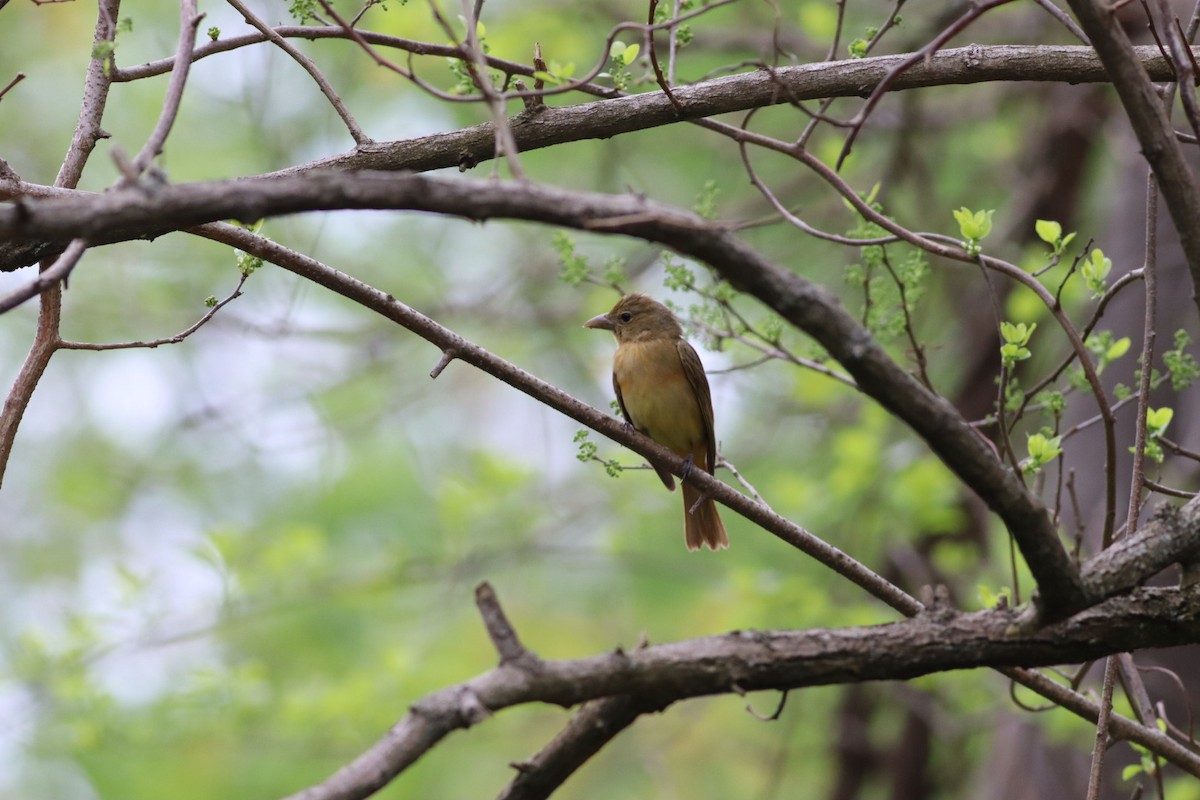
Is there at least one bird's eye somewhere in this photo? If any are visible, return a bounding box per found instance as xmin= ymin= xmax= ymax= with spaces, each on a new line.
xmin=619 ymin=311 xmax=633 ymax=323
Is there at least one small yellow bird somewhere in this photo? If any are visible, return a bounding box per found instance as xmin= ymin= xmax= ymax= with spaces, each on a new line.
xmin=584 ymin=293 xmax=728 ymax=551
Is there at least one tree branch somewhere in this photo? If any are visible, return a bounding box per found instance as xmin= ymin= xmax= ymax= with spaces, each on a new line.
xmin=281 ymin=585 xmax=1200 ymax=800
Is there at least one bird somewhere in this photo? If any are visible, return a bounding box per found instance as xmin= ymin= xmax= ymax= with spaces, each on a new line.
xmin=584 ymin=293 xmax=728 ymax=551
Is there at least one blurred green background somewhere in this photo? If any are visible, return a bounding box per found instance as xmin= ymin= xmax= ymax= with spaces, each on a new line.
xmin=3 ymin=1 xmax=1197 ymax=799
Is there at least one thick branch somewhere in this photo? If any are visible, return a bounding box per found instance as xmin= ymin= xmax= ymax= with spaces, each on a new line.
xmin=1081 ymin=497 xmax=1200 ymax=599
xmin=255 ymin=44 xmax=1187 ymax=178
xmin=496 ymin=695 xmax=660 ymax=800
xmin=0 ymin=171 xmax=1086 ymax=615
xmin=281 ymin=586 xmax=1200 ymax=800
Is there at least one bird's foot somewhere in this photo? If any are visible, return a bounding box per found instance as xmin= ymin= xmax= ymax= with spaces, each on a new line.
xmin=680 ymin=453 xmax=696 ymax=482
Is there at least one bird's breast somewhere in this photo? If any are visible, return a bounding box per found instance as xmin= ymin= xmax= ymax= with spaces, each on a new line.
xmin=613 ymin=340 xmax=705 ymax=456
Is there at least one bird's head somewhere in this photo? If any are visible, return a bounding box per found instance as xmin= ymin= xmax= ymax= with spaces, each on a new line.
xmin=583 ymin=293 xmax=684 ymax=344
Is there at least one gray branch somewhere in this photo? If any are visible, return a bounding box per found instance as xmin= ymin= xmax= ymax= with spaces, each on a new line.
xmin=260 ymin=44 xmax=1186 ymax=177
xmin=281 ymin=585 xmax=1200 ymax=800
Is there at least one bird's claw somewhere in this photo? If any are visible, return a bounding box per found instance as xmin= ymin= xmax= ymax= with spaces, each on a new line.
xmin=680 ymin=454 xmax=695 ymax=483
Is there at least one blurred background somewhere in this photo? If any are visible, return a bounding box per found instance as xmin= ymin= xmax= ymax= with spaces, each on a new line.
xmin=1 ymin=1 xmax=1197 ymax=798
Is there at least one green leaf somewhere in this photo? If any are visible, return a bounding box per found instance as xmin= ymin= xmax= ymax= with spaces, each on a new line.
xmin=1146 ymin=406 xmax=1173 ymax=434
xmin=999 ymin=321 xmax=1035 ymax=346
xmin=1105 ymin=337 xmax=1131 ymax=361
xmin=1122 ymin=764 xmax=1143 ymax=781
xmin=1024 ymin=432 xmax=1062 ymax=473
xmin=954 ymin=207 xmax=994 ymax=241
xmin=1035 ymin=219 xmax=1061 ymax=244
xmin=622 ymin=43 xmax=640 ymax=65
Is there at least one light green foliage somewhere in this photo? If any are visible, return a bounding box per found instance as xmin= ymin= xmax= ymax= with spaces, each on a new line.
xmin=609 ymin=41 xmax=640 ymax=66
xmin=999 ymin=320 xmax=1035 ymax=366
xmin=1136 ymin=406 xmax=1174 ymax=463
xmin=662 ymin=253 xmax=696 ymax=291
xmin=1163 ymin=329 xmax=1200 ymax=390
xmin=288 ymin=0 xmax=321 ymax=24
xmin=553 ymin=232 xmax=626 ymax=287
xmin=554 ymin=231 xmax=589 ymax=285
xmin=533 ymin=60 xmax=576 ymax=86
xmin=602 ymin=255 xmax=628 ymax=287
xmin=1122 ymin=724 xmax=1167 ymax=781
xmin=797 ymin=2 xmax=839 ymax=40
xmin=207 ymin=26 xmax=220 ymax=41
xmin=694 ymin=179 xmax=720 ymax=220
xmin=759 ymin=314 xmax=784 ymax=343
xmin=447 ymin=19 xmax=502 ymax=95
xmin=1023 ymin=430 xmax=1062 ymax=474
xmin=601 ymin=41 xmax=641 ymax=90
xmin=1081 ymin=248 xmax=1112 ymax=297
xmin=653 ymin=0 xmax=696 ymax=47
xmin=1085 ymin=329 xmax=1130 ymax=373
xmin=848 ymin=26 xmax=877 ymax=58
xmin=976 ymin=584 xmax=1012 ymax=609
xmin=843 ymin=190 xmax=929 ymax=345
xmin=1034 ymin=218 xmax=1076 ymax=257
xmin=7 ymin=3 xmax=1190 ymax=798
xmin=953 ymin=207 xmax=994 ymax=256
xmin=235 ymin=248 xmax=262 ymax=277
xmin=575 ymin=429 xmax=623 ymax=477
xmin=1033 ymin=389 xmax=1065 ymax=419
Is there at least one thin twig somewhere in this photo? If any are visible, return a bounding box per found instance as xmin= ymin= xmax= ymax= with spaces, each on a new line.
xmin=0 ymin=71 xmax=24 ymax=102
xmin=1085 ymin=657 xmax=1120 ymax=800
xmin=128 ymin=0 xmax=204 ymax=175
xmin=1123 ymin=171 xmax=1160 ymax=542
xmin=474 ymin=582 xmax=530 ymax=664
xmin=58 ymin=272 xmax=248 ymax=351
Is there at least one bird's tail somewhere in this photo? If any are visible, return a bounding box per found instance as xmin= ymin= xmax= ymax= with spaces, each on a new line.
xmin=682 ymin=484 xmax=729 ymax=551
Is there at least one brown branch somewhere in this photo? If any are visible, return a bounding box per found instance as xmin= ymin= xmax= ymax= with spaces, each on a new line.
xmin=57 ymin=271 xmax=247 ymax=351
xmin=0 ymin=0 xmax=122 ymax=489
xmin=0 ymin=71 xmax=24 ymax=102
xmin=280 ymin=586 xmax=1200 ymax=800
xmin=1125 ymin=171 xmax=1160 ymax=541
xmin=236 ymin=45 xmax=1191 ymax=179
xmin=475 ymin=582 xmax=532 ymax=665
xmin=1079 ymin=496 xmax=1200 ymax=601
xmin=496 ymin=695 xmax=661 ymax=800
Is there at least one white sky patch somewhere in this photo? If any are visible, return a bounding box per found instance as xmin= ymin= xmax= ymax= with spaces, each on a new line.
xmin=81 ymin=352 xmax=180 ymax=454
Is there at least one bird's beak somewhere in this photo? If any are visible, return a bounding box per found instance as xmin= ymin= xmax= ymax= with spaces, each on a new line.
xmin=583 ymin=313 xmax=614 ymax=331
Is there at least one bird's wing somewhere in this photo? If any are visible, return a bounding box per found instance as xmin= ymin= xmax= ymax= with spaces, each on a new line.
xmin=676 ymin=339 xmax=716 ymax=474
xmin=612 ymin=371 xmax=632 ymax=426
